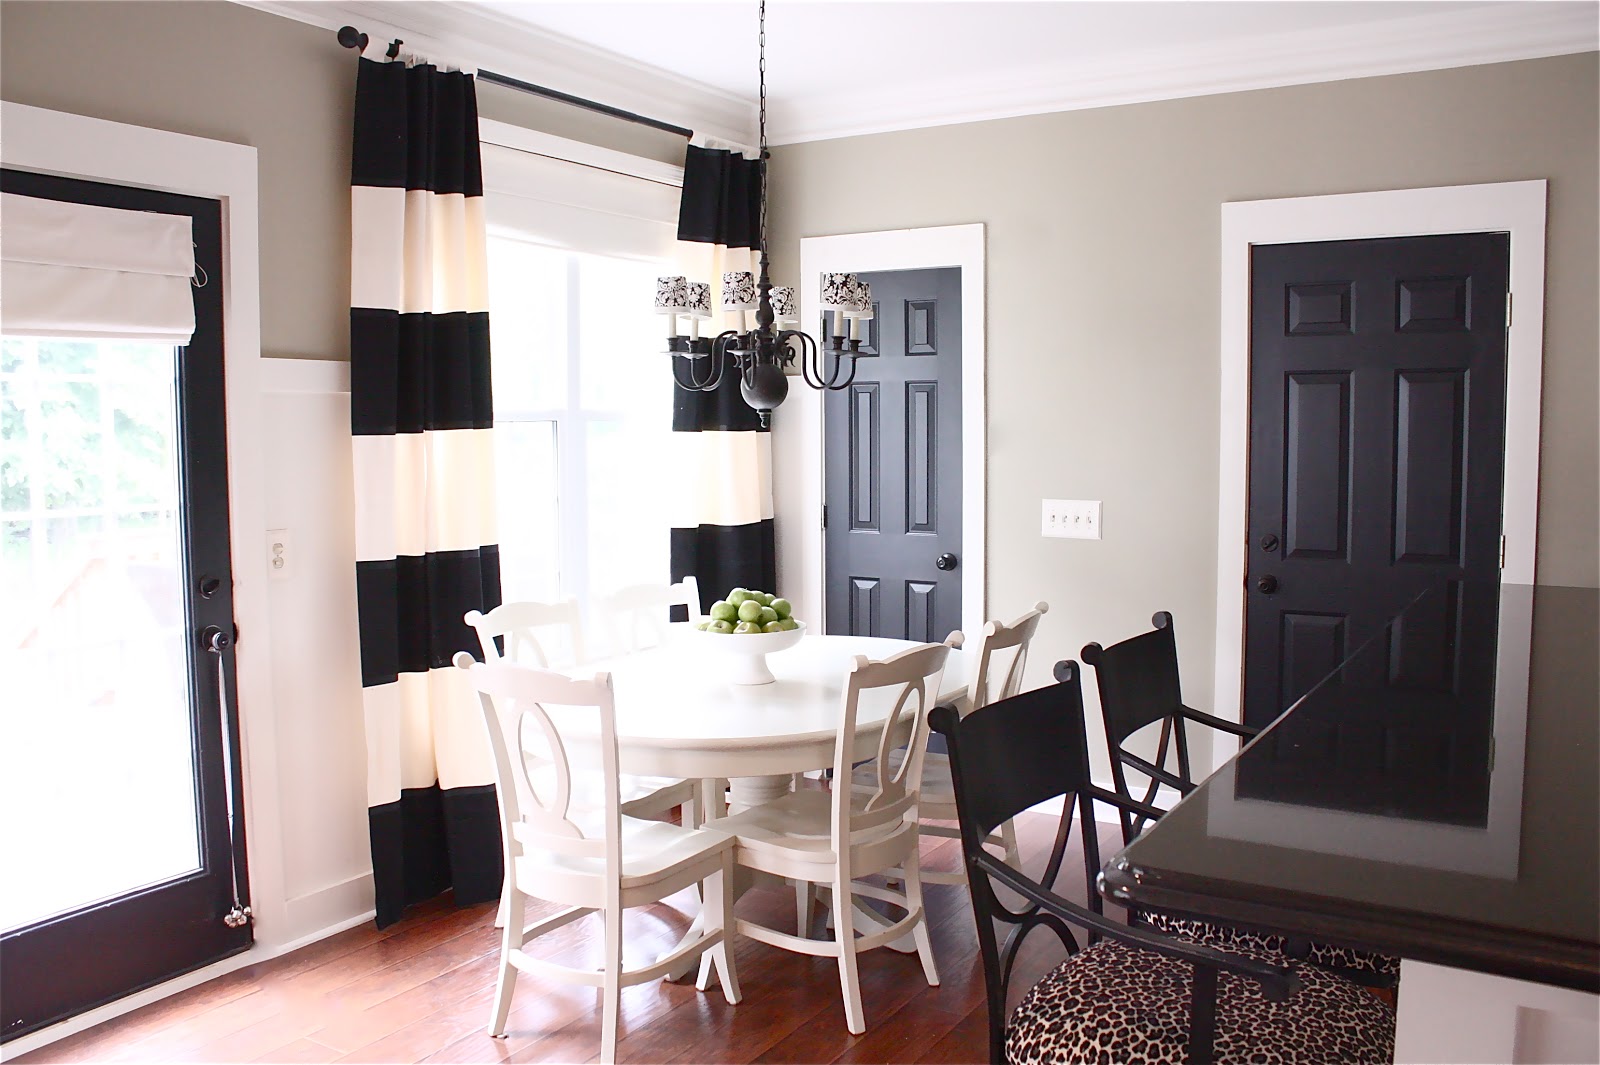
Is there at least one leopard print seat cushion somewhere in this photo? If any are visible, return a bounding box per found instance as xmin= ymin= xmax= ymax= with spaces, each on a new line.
xmin=1005 ymin=938 xmax=1396 ymax=1065
xmin=1138 ymin=910 xmax=1401 ymax=979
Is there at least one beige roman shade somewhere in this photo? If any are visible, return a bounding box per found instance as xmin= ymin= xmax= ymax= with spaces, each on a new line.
xmin=1 ymin=191 xmax=196 ymax=343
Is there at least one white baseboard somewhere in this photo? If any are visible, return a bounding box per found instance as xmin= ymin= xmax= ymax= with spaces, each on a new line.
xmin=0 ymin=907 xmax=375 ymax=1061
xmin=282 ymin=872 xmax=376 ymax=942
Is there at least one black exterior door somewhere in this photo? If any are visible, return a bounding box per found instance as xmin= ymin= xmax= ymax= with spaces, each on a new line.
xmin=1243 ymin=233 xmax=1509 ymax=747
xmin=824 ymin=267 xmax=962 ymax=642
xmin=1 ymin=170 xmax=250 ymax=1041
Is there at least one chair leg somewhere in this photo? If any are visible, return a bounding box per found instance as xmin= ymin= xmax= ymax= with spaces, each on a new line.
xmin=903 ymin=860 xmax=941 ymax=987
xmin=697 ymin=853 xmax=743 ymax=1004
xmin=832 ymin=877 xmax=867 ymax=1035
xmin=999 ymin=818 xmax=1021 ymax=868
xmin=600 ymin=908 xmax=623 ymax=1065
xmin=487 ymin=889 xmax=524 ymax=1037
xmin=795 ymin=880 xmax=813 ymax=938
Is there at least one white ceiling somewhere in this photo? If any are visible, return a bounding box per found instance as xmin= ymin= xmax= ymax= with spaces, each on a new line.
xmin=250 ymin=0 xmax=1599 ymax=144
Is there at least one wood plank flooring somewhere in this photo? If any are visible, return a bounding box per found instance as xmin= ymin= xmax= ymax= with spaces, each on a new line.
xmin=16 ymin=815 xmax=1095 ymax=1064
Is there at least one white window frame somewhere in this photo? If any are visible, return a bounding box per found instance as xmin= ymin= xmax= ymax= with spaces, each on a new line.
xmin=480 ymin=121 xmax=683 ymax=608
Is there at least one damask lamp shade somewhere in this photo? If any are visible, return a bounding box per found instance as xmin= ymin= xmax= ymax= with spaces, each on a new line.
xmin=721 ymin=270 xmax=757 ymax=311
xmin=770 ymin=285 xmax=797 ymax=324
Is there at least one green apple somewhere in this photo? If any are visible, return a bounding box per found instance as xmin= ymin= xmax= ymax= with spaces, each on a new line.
xmin=695 ymin=621 xmax=710 ymax=630
xmin=737 ymin=599 xmax=764 ymax=623
xmin=759 ymin=605 xmax=778 ymax=624
xmin=779 ymin=618 xmax=799 ymax=631
xmin=709 ymin=600 xmax=737 ymax=623
xmin=708 ymin=619 xmax=734 ymax=634
xmin=763 ymin=620 xmax=786 ymax=633
xmin=770 ymin=598 xmax=792 ymax=619
xmin=733 ymin=620 xmax=762 ymax=634
xmin=726 ymin=588 xmax=751 ymax=606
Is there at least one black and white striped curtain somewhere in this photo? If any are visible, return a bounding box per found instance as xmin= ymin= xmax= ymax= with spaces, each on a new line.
xmin=670 ymin=146 xmax=777 ymax=601
xmin=349 ymin=57 xmax=502 ymax=928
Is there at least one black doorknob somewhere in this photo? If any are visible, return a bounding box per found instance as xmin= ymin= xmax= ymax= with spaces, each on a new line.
xmin=1257 ymin=575 xmax=1279 ymax=594
xmin=936 ymin=553 xmax=958 ymax=571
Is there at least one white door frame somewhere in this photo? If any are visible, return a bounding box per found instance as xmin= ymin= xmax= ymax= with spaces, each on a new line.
xmin=1211 ymin=180 xmax=1547 ymax=772
xmin=1 ymin=102 xmax=292 ymax=1054
xmin=780 ymin=224 xmax=985 ymax=643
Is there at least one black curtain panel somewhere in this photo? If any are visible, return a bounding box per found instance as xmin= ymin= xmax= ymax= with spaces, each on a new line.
xmin=349 ymin=56 xmax=503 ymax=929
xmin=671 ymin=146 xmax=777 ymax=606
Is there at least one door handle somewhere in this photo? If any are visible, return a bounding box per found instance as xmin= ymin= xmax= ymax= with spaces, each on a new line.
xmin=936 ymin=553 xmax=958 ymax=571
xmin=202 ymin=624 xmax=252 ymax=930
xmin=1257 ymin=575 xmax=1279 ymax=595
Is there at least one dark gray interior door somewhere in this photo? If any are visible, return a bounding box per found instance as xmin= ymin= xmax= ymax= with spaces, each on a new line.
xmin=824 ymin=267 xmax=961 ymax=642
xmin=1243 ymin=234 xmax=1509 ymax=779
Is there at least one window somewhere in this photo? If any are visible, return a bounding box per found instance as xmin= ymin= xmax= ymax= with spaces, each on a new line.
xmin=488 ymin=238 xmax=671 ymax=607
xmin=482 ymin=131 xmax=680 ymax=612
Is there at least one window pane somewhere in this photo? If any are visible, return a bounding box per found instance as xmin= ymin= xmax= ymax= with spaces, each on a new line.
xmin=494 ymin=419 xmax=561 ymax=604
xmin=0 ymin=339 xmax=198 ymax=930
xmin=577 ymin=254 xmax=669 ymax=413
xmin=488 ymin=238 xmax=568 ymax=412
xmin=586 ymin=416 xmax=670 ymax=599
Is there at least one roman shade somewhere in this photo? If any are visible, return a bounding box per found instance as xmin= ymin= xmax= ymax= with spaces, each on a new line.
xmin=0 ymin=191 xmax=196 ymax=342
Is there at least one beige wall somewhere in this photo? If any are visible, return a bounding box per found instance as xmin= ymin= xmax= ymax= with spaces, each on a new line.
xmin=768 ymin=53 xmax=1598 ymax=770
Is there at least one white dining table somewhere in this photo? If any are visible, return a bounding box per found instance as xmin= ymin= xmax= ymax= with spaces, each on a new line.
xmin=585 ymin=630 xmax=972 ymax=809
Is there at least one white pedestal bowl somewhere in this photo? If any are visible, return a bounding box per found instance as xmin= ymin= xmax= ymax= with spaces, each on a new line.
xmin=689 ymin=622 xmax=806 ymax=685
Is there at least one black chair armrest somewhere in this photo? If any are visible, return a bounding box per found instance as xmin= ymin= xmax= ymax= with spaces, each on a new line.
xmin=1113 ymin=753 xmax=1195 ymax=796
xmin=1178 ymin=705 xmax=1259 ymax=739
xmin=973 ymin=851 xmax=1300 ymax=1002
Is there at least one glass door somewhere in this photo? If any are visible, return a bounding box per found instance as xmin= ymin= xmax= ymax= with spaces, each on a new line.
xmin=1 ymin=170 xmax=250 ymax=1042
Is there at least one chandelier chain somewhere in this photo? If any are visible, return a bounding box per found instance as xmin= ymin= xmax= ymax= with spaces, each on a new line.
xmin=758 ymin=0 xmax=768 ymax=260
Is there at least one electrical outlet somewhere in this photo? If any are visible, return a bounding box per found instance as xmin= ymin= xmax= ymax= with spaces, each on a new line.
xmin=267 ymin=528 xmax=291 ymax=580
xmin=1041 ymin=499 xmax=1102 ymax=540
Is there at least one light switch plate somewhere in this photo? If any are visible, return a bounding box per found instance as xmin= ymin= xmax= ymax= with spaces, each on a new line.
xmin=1041 ymin=499 xmax=1102 ymax=540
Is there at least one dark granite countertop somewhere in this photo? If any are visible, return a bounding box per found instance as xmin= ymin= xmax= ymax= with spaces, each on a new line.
xmin=1101 ymin=583 xmax=1599 ymax=992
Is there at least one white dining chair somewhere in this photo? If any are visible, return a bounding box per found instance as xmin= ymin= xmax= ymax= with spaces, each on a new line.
xmin=703 ymin=633 xmax=961 ymax=1035
xmin=456 ymin=652 xmax=741 ymax=1064
xmin=854 ymin=602 xmax=1048 ymax=885
xmin=596 ymin=576 xmax=702 ymax=655
xmin=465 ymin=602 xmax=696 ymax=825
xmin=465 ymin=598 xmax=587 ymax=668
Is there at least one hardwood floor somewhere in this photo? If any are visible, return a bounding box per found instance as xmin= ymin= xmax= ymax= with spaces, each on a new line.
xmin=16 ymin=815 xmax=1094 ymax=1064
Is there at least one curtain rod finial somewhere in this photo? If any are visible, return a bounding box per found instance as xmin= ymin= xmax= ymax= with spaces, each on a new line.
xmin=337 ymin=25 xmax=368 ymax=51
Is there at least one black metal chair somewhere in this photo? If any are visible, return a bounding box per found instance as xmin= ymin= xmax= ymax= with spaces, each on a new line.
xmin=1083 ymin=611 xmax=1401 ymax=987
xmin=930 ymin=662 xmax=1396 ymax=1065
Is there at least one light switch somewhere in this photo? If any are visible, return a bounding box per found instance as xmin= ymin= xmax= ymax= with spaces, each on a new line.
xmin=1041 ymin=499 xmax=1102 ymax=540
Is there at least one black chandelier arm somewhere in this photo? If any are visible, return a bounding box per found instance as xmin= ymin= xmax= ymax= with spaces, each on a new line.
xmin=826 ymin=347 xmax=860 ymax=390
xmin=670 ymin=334 xmax=731 ymax=392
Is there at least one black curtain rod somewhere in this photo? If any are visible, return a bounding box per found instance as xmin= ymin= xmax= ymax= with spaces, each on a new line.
xmin=336 ymin=26 xmax=693 ymax=140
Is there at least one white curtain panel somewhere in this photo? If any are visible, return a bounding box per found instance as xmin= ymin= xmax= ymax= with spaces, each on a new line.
xmin=0 ymin=191 xmax=195 ymax=342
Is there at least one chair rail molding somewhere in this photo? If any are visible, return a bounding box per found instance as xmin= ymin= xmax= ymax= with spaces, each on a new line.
xmin=1211 ymin=179 xmax=1547 ymax=774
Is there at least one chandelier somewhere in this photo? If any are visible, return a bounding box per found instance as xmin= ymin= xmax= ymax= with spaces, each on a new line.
xmin=653 ymin=0 xmax=871 ymax=428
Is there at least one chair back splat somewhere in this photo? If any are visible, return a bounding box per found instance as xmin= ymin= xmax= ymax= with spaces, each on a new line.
xmin=466 ymin=598 xmax=587 ymax=669
xmin=598 ymin=576 xmax=702 ymax=654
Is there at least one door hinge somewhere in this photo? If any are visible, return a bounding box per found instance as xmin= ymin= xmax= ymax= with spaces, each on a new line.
xmin=1506 ymin=291 xmax=1513 ymax=327
xmin=1499 ymin=534 xmax=1507 ymax=569
xmin=822 ymin=505 xmax=828 ymax=530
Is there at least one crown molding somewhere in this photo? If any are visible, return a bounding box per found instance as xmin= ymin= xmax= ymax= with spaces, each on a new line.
xmin=769 ymin=2 xmax=1599 ymax=145
xmin=233 ymin=0 xmax=757 ymax=148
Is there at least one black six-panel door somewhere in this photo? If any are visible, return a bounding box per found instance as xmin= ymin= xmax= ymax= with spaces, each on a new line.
xmin=824 ymin=267 xmax=962 ymax=643
xmin=1241 ymin=234 xmax=1509 ymax=818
